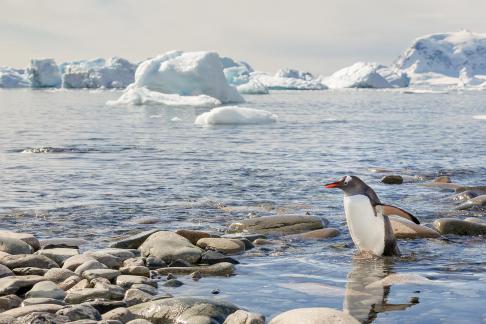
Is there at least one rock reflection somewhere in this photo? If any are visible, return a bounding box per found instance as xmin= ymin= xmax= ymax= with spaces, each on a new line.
xmin=343 ymin=255 xmax=419 ymax=323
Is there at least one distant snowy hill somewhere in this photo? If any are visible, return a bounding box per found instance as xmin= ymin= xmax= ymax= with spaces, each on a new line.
xmin=394 ymin=30 xmax=486 ymax=89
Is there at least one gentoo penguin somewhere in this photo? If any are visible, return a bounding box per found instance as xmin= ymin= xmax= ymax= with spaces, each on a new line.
xmin=325 ymin=175 xmax=420 ymax=256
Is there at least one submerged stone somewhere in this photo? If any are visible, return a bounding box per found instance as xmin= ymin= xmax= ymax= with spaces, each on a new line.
xmin=229 ymin=215 xmax=325 ymax=235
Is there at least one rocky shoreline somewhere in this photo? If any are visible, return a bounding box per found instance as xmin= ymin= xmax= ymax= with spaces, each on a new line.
xmin=1 ymin=175 xmax=485 ymax=323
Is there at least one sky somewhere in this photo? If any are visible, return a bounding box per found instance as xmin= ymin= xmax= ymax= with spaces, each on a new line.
xmin=1 ymin=0 xmax=486 ymax=75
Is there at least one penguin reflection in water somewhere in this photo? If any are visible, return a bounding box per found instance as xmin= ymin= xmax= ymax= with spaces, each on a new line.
xmin=325 ymin=175 xmax=420 ymax=257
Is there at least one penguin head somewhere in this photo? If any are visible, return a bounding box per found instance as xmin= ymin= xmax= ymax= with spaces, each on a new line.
xmin=324 ymin=175 xmax=369 ymax=195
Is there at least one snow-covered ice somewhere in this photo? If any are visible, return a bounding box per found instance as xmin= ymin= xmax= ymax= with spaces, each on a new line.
xmin=131 ymin=51 xmax=243 ymax=104
xmin=195 ymin=106 xmax=277 ymax=125
xmin=0 ymin=67 xmax=30 ymax=88
xmin=236 ymin=79 xmax=269 ymax=94
xmin=251 ymin=71 xmax=325 ymax=90
xmin=27 ymin=59 xmax=61 ymax=88
xmin=275 ymin=68 xmax=314 ymax=81
xmin=62 ymin=57 xmax=136 ymax=89
xmin=473 ymin=115 xmax=486 ymax=120
xmin=322 ymin=62 xmax=392 ymax=89
xmin=106 ymin=86 xmax=221 ymax=108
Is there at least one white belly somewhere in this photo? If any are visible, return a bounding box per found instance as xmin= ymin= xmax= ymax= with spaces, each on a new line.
xmin=343 ymin=195 xmax=385 ymax=256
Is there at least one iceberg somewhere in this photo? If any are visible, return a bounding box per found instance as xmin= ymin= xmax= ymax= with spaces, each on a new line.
xmin=27 ymin=59 xmax=61 ymax=88
xmin=106 ymin=86 xmax=220 ymax=108
xmin=322 ymin=62 xmax=392 ymax=89
xmin=62 ymin=57 xmax=136 ymax=89
xmin=0 ymin=67 xmax=30 ymax=88
xmin=110 ymin=51 xmax=244 ymax=107
xmin=195 ymin=106 xmax=277 ymax=125
xmin=394 ymin=30 xmax=486 ymax=89
xmin=251 ymin=71 xmax=326 ymax=90
xmin=236 ymin=79 xmax=269 ymax=94
xmin=275 ymin=68 xmax=314 ymax=81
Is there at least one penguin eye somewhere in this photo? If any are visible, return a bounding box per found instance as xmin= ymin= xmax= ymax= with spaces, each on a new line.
xmin=343 ymin=176 xmax=351 ymax=185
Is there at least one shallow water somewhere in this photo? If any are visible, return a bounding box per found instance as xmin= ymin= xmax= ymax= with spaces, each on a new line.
xmin=0 ymin=89 xmax=486 ymax=322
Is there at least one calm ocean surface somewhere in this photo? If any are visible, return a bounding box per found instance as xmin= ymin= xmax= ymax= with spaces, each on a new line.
xmin=1 ymin=89 xmax=485 ymax=322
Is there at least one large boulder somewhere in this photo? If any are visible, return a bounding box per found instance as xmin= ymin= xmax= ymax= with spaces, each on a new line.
xmin=0 ymin=264 xmax=13 ymax=279
xmin=0 ymin=275 xmax=45 ymax=295
xmin=56 ymin=304 xmax=102 ymax=321
xmin=196 ymin=238 xmax=245 ymax=255
xmin=64 ymin=287 xmax=123 ymax=304
xmin=0 ymin=294 xmax=22 ymax=312
xmin=269 ymin=307 xmax=359 ymax=324
xmin=128 ymin=297 xmax=239 ymax=323
xmin=2 ymin=304 xmax=63 ymax=318
xmin=36 ymin=248 xmax=79 ymax=266
xmin=390 ymin=217 xmax=441 ymax=239
xmin=0 ymin=231 xmax=40 ymax=251
xmin=0 ymin=237 xmax=33 ymax=255
xmin=0 ymin=254 xmax=59 ymax=269
xmin=139 ymin=231 xmax=203 ymax=264
xmin=229 ymin=215 xmax=325 ymax=235
xmin=224 ymin=310 xmax=265 ymax=324
xmin=157 ymin=262 xmax=235 ymax=277
xmin=110 ymin=230 xmax=160 ymax=249
xmin=434 ymin=218 xmax=486 ymax=236
xmin=25 ymin=280 xmax=66 ymax=300
xmin=44 ymin=268 xmax=78 ymax=284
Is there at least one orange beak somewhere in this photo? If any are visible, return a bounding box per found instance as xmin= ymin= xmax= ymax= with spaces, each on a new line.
xmin=324 ymin=181 xmax=340 ymax=188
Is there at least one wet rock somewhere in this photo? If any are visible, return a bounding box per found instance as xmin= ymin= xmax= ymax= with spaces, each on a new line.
xmin=139 ymin=231 xmax=203 ymax=264
xmin=424 ymin=176 xmax=463 ymax=190
xmin=455 ymin=195 xmax=486 ymax=210
xmin=175 ymin=229 xmax=211 ymax=245
xmin=22 ymin=297 xmax=66 ymax=306
xmin=128 ymin=297 xmax=239 ymax=323
xmin=269 ymin=307 xmax=359 ymax=324
xmin=200 ymin=250 xmax=239 ymax=265
xmin=434 ymin=218 xmax=486 ymax=236
xmin=285 ymin=228 xmax=340 ymax=241
xmin=126 ymin=320 xmax=152 ymax=324
xmin=465 ymin=217 xmax=486 ymax=224
xmin=59 ymin=276 xmax=82 ymax=291
xmin=196 ymin=238 xmax=245 ymax=255
xmin=0 ymin=231 xmax=40 ymax=251
xmin=145 ymin=256 xmax=166 ymax=270
xmin=211 ymin=289 xmax=220 ymax=295
xmin=16 ymin=312 xmax=69 ymax=323
xmin=90 ymin=277 xmax=111 ymax=286
xmin=88 ymin=249 xmax=136 ymax=262
xmin=84 ymin=300 xmax=127 ymax=314
xmin=224 ymin=310 xmax=265 ymax=324
xmin=63 ymin=255 xmax=97 ymax=271
xmin=455 ymin=185 xmax=486 ymax=195
xmin=75 ymin=260 xmax=108 ymax=276
xmin=82 ymin=269 xmax=120 ymax=281
xmin=168 ymin=259 xmax=192 ymax=267
xmin=0 ymin=264 xmax=13 ymax=279
xmin=84 ymin=252 xmax=121 ymax=269
xmin=0 ymin=237 xmax=33 ymax=255
xmin=36 ymin=248 xmax=79 ymax=267
xmin=12 ymin=267 xmax=47 ymax=276
xmin=39 ymin=238 xmax=88 ymax=249
xmin=115 ymin=275 xmax=157 ymax=289
xmin=157 ymin=262 xmax=235 ymax=277
xmin=253 ymin=239 xmax=281 ymax=246
xmin=0 ymin=294 xmax=22 ymax=312
xmin=124 ymin=288 xmax=154 ymax=307
xmin=451 ymin=190 xmax=479 ymax=202
xmin=366 ymin=273 xmax=433 ymax=288
xmin=163 ymin=279 xmax=184 ymax=288
xmin=102 ymin=307 xmax=136 ymax=323
xmin=64 ymin=287 xmax=123 ymax=304
xmin=229 ymin=215 xmax=325 ymax=235
xmin=67 ymin=279 xmax=90 ymax=292
xmin=123 ymin=257 xmax=145 ymax=268
xmin=0 ymin=254 xmax=59 ymax=269
xmin=0 ymin=275 xmax=46 ymax=295
xmin=110 ymin=230 xmax=160 ymax=250
xmin=2 ymin=304 xmax=64 ymax=318
xmin=119 ymin=266 xmax=150 ymax=277
xmin=130 ymin=284 xmax=157 ymax=295
xmin=222 ymin=233 xmax=267 ymax=242
xmin=381 ymin=175 xmax=403 ymax=184
xmin=390 ymin=217 xmax=441 ymax=239
xmin=191 ymin=271 xmax=202 ymax=281
xmin=26 ymin=280 xmax=66 ymax=300
xmin=44 ymin=268 xmax=78 ymax=283
xmin=56 ymin=304 xmax=101 ymax=321
xmin=133 ymin=216 xmax=160 ymax=224
xmin=92 ymin=282 xmax=125 ymax=301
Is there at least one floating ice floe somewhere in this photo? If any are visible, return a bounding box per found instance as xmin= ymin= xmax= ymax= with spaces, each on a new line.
xmin=251 ymin=71 xmax=326 ymax=90
xmin=236 ymin=79 xmax=269 ymax=94
xmin=62 ymin=57 xmax=136 ymax=89
xmin=473 ymin=115 xmax=486 ymax=120
xmin=0 ymin=67 xmax=30 ymax=88
xmin=194 ymin=106 xmax=277 ymax=125
xmin=394 ymin=30 xmax=486 ymax=89
xmin=27 ymin=59 xmax=62 ymax=88
xmin=107 ymin=86 xmax=221 ymax=108
xmin=275 ymin=68 xmax=314 ymax=81
xmin=322 ymin=62 xmax=393 ymax=89
xmin=110 ymin=51 xmax=244 ymax=107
